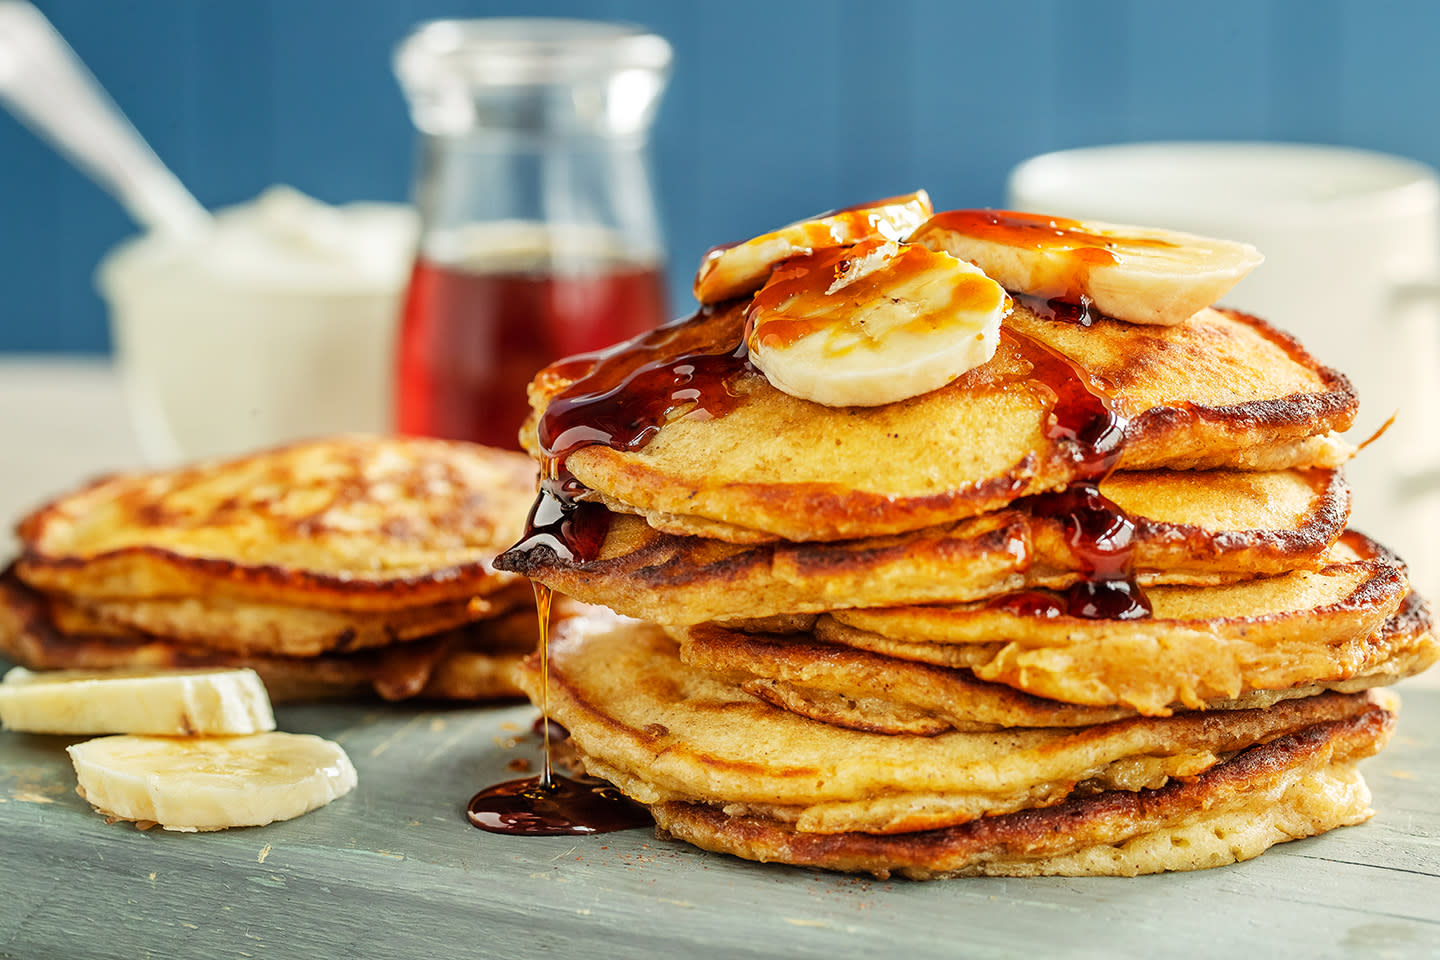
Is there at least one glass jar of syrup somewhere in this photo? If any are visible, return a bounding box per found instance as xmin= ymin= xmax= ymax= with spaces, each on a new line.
xmin=393 ymin=19 xmax=672 ymax=448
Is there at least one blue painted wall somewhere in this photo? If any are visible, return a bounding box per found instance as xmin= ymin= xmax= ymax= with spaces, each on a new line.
xmin=2 ymin=0 xmax=1438 ymax=353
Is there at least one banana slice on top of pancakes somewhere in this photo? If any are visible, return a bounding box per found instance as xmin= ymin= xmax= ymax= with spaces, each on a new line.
xmin=909 ymin=210 xmax=1264 ymax=327
xmin=693 ymin=190 xmax=934 ymax=304
xmin=744 ymin=239 xmax=1008 ymax=407
xmin=696 ymin=198 xmax=1265 ymax=408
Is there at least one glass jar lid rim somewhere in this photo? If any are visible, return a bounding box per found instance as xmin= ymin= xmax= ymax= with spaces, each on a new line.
xmin=397 ymin=17 xmax=672 ymax=86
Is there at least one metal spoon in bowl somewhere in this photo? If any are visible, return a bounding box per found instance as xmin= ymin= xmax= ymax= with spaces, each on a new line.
xmin=0 ymin=0 xmax=210 ymax=237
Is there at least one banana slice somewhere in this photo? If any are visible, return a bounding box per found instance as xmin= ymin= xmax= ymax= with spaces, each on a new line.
xmin=68 ymin=732 xmax=357 ymax=831
xmin=0 ymin=667 xmax=274 ymax=736
xmin=910 ymin=210 xmax=1263 ymax=326
xmin=694 ymin=190 xmax=933 ymax=304
xmin=745 ymin=239 xmax=1009 ymax=407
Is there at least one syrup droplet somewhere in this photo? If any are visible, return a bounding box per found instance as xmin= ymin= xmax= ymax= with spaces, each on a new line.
xmin=988 ymin=580 xmax=1151 ymax=622
xmin=1013 ymin=292 xmax=1102 ymax=327
xmin=513 ymin=474 xmax=613 ymax=566
xmin=998 ymin=482 xmax=1151 ymax=621
xmin=1024 ymin=483 xmax=1135 ymax=580
xmin=986 ymin=589 xmax=1066 ymax=618
xmin=1066 ymin=577 xmax=1152 ymax=620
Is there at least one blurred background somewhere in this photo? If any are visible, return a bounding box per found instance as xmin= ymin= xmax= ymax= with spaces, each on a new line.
xmin=4 ymin=0 xmax=1440 ymax=354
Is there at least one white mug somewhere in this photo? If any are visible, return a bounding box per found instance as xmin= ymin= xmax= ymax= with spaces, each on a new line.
xmin=1008 ymin=142 xmax=1440 ymax=603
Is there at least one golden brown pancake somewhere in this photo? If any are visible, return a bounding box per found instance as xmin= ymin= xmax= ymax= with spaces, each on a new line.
xmin=16 ymin=436 xmax=536 ymax=611
xmin=514 ymin=611 xmax=1387 ymax=836
xmin=680 ymin=588 xmax=1433 ymax=733
xmin=650 ymin=700 xmax=1391 ymax=879
xmin=521 ymin=300 xmax=1354 ymax=543
xmin=0 ymin=568 xmax=543 ymax=703
xmin=811 ymin=532 xmax=1430 ymax=715
xmin=44 ymin=583 xmax=531 ymax=657
xmin=503 ymin=468 xmax=1349 ymax=625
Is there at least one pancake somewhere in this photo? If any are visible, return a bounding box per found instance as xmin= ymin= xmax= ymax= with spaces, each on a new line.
xmin=514 ymin=611 xmax=1388 ymax=836
xmin=16 ymin=436 xmax=536 ymax=611
xmin=503 ymin=468 xmax=1349 ymax=625
xmin=811 ymin=533 xmax=1430 ymax=714
xmin=522 ymin=300 xmax=1354 ymax=543
xmin=44 ymin=582 xmax=532 ymax=657
xmin=0 ymin=569 xmax=543 ymax=703
xmin=650 ymin=699 xmax=1391 ymax=879
xmin=680 ymin=587 xmax=1433 ymax=733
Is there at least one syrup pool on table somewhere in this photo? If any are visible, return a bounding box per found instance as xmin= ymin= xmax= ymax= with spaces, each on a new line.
xmin=465 ymin=582 xmax=652 ymax=836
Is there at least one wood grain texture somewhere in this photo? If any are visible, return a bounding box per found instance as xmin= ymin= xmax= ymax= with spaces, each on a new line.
xmin=1 ymin=686 xmax=1437 ymax=959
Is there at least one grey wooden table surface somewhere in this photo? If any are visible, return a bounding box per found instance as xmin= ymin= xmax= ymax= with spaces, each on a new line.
xmin=1 ymin=686 xmax=1437 ymax=960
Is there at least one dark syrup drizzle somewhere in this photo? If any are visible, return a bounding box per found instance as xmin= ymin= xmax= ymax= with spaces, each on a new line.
xmin=470 ymin=308 xmax=753 ymax=836
xmin=995 ymin=326 xmax=1150 ymax=620
xmin=992 ymin=485 xmax=1153 ymax=620
xmin=506 ymin=306 xmax=752 ymax=568
xmin=1002 ymin=328 xmax=1126 ymax=482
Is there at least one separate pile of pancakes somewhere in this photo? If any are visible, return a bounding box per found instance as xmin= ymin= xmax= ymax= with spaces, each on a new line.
xmin=497 ymin=196 xmax=1438 ymax=877
xmin=1 ymin=436 xmax=541 ymax=702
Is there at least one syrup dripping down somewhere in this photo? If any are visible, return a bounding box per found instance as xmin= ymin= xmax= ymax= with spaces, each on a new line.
xmin=990 ymin=484 xmax=1153 ymax=621
xmin=999 ymin=328 xmax=1151 ymax=618
xmin=474 ymin=308 xmax=753 ymax=836
xmin=466 ymin=582 xmax=651 ymax=835
xmin=1002 ymin=328 xmax=1126 ymax=483
xmin=502 ymin=307 xmax=753 ymax=570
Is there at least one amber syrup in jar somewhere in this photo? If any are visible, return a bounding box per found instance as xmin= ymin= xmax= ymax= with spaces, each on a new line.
xmin=397 ymin=254 xmax=668 ymax=449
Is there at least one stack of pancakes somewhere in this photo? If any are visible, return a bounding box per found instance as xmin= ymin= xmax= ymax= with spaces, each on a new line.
xmin=1 ymin=436 xmax=542 ymax=702
xmin=497 ymin=294 xmax=1437 ymax=878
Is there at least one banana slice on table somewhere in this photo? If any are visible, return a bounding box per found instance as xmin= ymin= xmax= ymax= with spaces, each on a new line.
xmin=910 ymin=210 xmax=1263 ymax=326
xmin=694 ymin=190 xmax=933 ymax=303
xmin=746 ymin=238 xmax=1009 ymax=407
xmin=0 ymin=667 xmax=274 ymax=736
xmin=68 ymin=732 xmax=357 ymax=831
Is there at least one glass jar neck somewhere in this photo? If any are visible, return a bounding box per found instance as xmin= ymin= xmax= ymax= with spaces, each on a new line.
xmin=397 ymin=20 xmax=671 ymax=274
xmin=412 ymin=131 xmax=663 ymax=271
